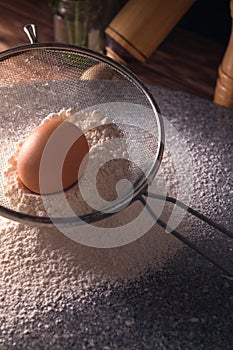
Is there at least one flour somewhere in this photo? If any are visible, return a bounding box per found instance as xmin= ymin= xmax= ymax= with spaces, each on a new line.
xmin=4 ymin=108 xmax=128 ymax=217
xmin=1 ymin=108 xmax=183 ymax=285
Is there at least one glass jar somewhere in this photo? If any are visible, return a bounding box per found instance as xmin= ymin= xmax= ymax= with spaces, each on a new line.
xmin=54 ymin=0 xmax=104 ymax=52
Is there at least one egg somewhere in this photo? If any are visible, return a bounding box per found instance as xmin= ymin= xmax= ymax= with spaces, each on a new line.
xmin=17 ymin=119 xmax=89 ymax=194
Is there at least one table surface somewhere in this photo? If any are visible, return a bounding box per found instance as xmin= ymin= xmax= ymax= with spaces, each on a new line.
xmin=0 ymin=83 xmax=232 ymax=349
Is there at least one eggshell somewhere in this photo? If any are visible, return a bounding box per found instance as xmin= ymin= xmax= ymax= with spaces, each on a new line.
xmin=17 ymin=119 xmax=89 ymax=194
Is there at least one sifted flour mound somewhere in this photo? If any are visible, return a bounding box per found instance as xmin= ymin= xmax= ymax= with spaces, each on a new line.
xmin=4 ymin=108 xmax=128 ymax=217
xmin=1 ymin=108 xmax=183 ymax=286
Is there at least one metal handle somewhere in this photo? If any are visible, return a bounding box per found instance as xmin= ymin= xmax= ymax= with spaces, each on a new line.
xmin=139 ymin=192 xmax=233 ymax=278
xmin=23 ymin=24 xmax=38 ymax=44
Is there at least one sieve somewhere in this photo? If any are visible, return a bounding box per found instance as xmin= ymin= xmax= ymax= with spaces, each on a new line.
xmin=0 ymin=24 xmax=232 ymax=277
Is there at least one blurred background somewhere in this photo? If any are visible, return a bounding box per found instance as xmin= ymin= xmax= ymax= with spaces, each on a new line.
xmin=0 ymin=0 xmax=231 ymax=102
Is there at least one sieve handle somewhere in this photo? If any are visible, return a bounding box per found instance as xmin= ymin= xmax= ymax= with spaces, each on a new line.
xmin=140 ymin=193 xmax=233 ymax=278
xmin=23 ymin=24 xmax=39 ymax=44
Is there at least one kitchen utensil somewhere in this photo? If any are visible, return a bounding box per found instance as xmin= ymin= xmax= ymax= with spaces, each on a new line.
xmin=0 ymin=24 xmax=232 ymax=277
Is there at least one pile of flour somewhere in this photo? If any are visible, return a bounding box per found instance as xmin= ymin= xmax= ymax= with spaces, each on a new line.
xmin=4 ymin=108 xmax=128 ymax=218
xmin=1 ymin=108 xmax=183 ymax=284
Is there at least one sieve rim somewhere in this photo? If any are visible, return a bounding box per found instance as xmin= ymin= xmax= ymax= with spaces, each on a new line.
xmin=0 ymin=43 xmax=164 ymax=225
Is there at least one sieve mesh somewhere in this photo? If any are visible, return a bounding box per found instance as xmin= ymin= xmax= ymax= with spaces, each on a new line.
xmin=0 ymin=44 xmax=163 ymax=224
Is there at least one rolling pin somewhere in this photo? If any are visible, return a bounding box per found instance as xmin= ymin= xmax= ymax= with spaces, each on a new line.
xmin=214 ymin=0 xmax=233 ymax=109
xmin=105 ymin=0 xmax=196 ymax=64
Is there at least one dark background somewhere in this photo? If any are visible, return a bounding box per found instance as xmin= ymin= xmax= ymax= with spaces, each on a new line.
xmin=179 ymin=0 xmax=231 ymax=44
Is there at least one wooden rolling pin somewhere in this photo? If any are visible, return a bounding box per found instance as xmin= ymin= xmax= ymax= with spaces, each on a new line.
xmin=105 ymin=0 xmax=196 ymax=64
xmin=214 ymin=0 xmax=233 ymax=109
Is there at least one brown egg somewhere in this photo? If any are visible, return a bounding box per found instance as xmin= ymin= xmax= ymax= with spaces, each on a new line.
xmin=17 ymin=119 xmax=89 ymax=194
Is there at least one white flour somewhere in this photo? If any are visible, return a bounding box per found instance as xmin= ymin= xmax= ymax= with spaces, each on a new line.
xmin=1 ymin=108 xmax=183 ymax=286
xmin=4 ymin=108 xmax=128 ymax=217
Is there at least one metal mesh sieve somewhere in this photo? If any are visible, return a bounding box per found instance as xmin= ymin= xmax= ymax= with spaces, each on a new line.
xmin=0 ymin=35 xmax=163 ymax=224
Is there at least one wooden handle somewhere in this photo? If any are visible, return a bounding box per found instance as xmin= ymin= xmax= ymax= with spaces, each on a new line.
xmin=214 ymin=0 xmax=233 ymax=109
xmin=105 ymin=0 xmax=196 ymax=64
